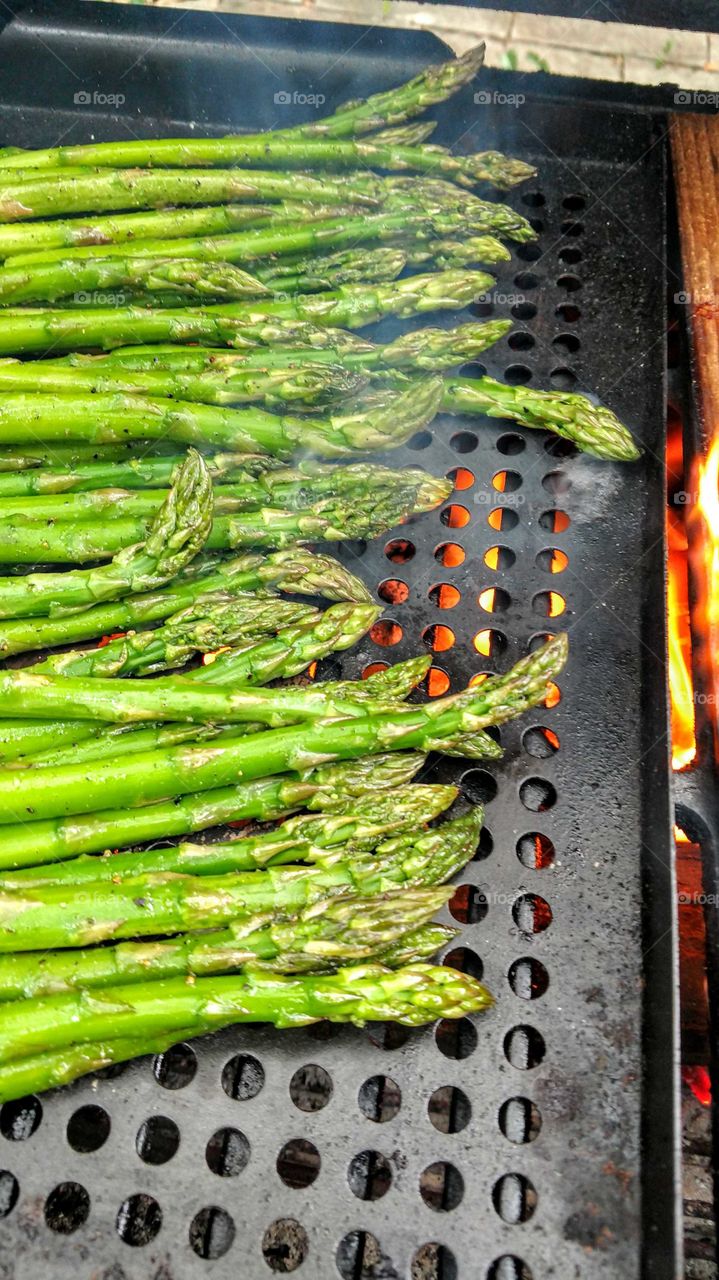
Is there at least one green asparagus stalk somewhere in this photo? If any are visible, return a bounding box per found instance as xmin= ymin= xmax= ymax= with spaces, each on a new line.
xmin=0 ymin=750 xmax=427 ymax=870
xmin=0 ymin=962 xmax=492 ymax=1090
xmin=376 ymin=922 xmax=457 ymax=968
xmin=439 ymin=375 xmax=641 ymax=461
xmin=0 ymin=634 xmax=567 ymax=826
xmin=0 ymin=200 xmax=376 ymax=263
xmin=0 ymin=811 xmax=481 ymax=954
xmin=0 ymin=886 xmax=453 ymax=1001
xmin=0 ymin=547 xmax=372 ymax=652
xmin=0 ymin=447 xmax=213 ymax=619
xmin=0 ymin=376 xmax=444 ymax=460
xmin=0 ymin=467 xmax=449 ymax=563
xmin=0 ymin=451 xmax=263 ymax=497
xmin=0 ymin=167 xmax=380 ymax=221
xmin=3 ymin=782 xmax=455 ymax=887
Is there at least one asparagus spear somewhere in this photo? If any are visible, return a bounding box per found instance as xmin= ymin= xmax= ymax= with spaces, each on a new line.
xmin=3 ymin=783 xmax=456 ymax=887
xmin=0 ymin=750 xmax=427 ymax=870
xmin=0 ymin=886 xmax=452 ymax=1001
xmin=0 ymin=451 xmax=261 ymax=497
xmin=0 ymin=811 xmax=480 ymax=954
xmin=0 ymin=376 xmax=444 ymax=458
xmin=0 ymin=200 xmax=362 ymax=261
xmin=0 ymin=448 xmax=213 ymax=619
xmin=0 ymin=634 xmax=567 ymax=825
xmin=0 ymin=547 xmax=372 ymax=652
xmin=0 ymin=167 xmax=380 ymax=221
xmin=0 ymin=468 xmax=449 ymax=563
xmin=0 ymin=963 xmax=492 ymax=1096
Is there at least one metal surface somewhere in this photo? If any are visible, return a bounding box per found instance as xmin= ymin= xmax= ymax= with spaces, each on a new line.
xmin=0 ymin=5 xmax=679 ymax=1278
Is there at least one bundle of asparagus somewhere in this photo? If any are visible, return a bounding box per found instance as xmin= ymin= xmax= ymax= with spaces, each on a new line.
xmin=0 ymin=44 xmax=622 ymax=1104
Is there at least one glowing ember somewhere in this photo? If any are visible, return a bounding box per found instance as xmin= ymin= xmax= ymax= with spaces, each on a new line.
xmin=682 ymin=1064 xmax=711 ymax=1107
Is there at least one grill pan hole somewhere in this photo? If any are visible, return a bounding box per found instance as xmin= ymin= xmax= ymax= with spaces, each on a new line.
xmin=512 ymin=301 xmax=537 ymax=320
xmin=519 ymin=778 xmax=557 ymax=813
xmin=370 ymin=619 xmax=403 ymax=646
xmin=497 ymin=433 xmax=526 ymax=455
xmin=499 ymin=1096 xmax=542 ymax=1144
xmin=428 ymin=1085 xmax=471 ymax=1134
xmin=504 ymin=1025 xmax=546 ymax=1070
xmin=552 ymin=332 xmax=581 ymax=354
xmin=278 ymin=1139 xmax=320 ymax=1189
xmin=543 ymin=436 xmax=578 ymax=460
xmin=444 ymin=946 xmax=484 ymax=981
xmin=423 ymin=624 xmax=455 ymax=653
xmin=448 ymin=466 xmax=474 ymax=491
xmin=435 ymin=1017 xmax=477 ymax=1060
xmin=366 ymin=1023 xmax=410 ymax=1050
xmin=558 ymin=246 xmax=583 ymax=265
xmin=221 ymin=1052 xmax=264 ymax=1101
xmin=206 ymin=1126 xmax=250 ymax=1177
xmin=476 ymin=826 xmax=494 ymax=859
xmin=503 ymin=364 xmax=532 ymax=385
xmin=0 ymin=1172 xmax=18 ymax=1219
xmin=135 ymin=1114 xmax=178 ymax=1165
xmin=450 ymin=430 xmax=478 ymax=453
xmin=487 ymin=1255 xmax=534 ymax=1279
xmin=408 ymin=431 xmax=432 ymax=450
xmin=358 ymin=1074 xmax=401 ymax=1122
xmin=362 ymin=661 xmax=388 ymax=678
xmin=45 ymin=1182 xmax=90 ymax=1236
xmin=429 ymin=583 xmax=460 ymax=609
xmin=347 ymin=1149 xmax=392 ymax=1200
xmin=435 ymin=542 xmax=465 ymax=567
xmin=377 ymin=578 xmax=408 ymax=605
xmin=485 ymin=545 xmax=516 ymax=571
xmin=189 ymin=1205 xmax=235 ymax=1259
xmin=532 ymin=590 xmax=565 ymax=618
xmin=449 ymin=884 xmax=488 ymax=925
xmin=412 ymin=1242 xmax=458 ymax=1280
xmin=521 ymin=191 xmax=545 ymax=207
xmin=492 ymin=1173 xmax=537 ymax=1224
xmin=508 ymin=957 xmax=550 ymax=1000
xmin=556 ymin=273 xmax=582 ymax=292
xmin=289 ymin=1063 xmax=332 ymax=1112
xmin=473 ymin=627 xmax=506 ymax=657
xmin=384 ymin=537 xmax=415 ymax=563
xmin=461 ymin=769 xmax=498 ymax=805
xmin=419 ymin=1161 xmax=464 ymax=1212
xmin=479 ymin=587 xmax=511 ymax=614
xmin=153 ymin=1041 xmax=196 ymax=1090
xmin=544 ymin=681 xmax=562 ymax=708
xmin=516 ymin=242 xmax=541 ymax=263
xmin=336 ymin=1231 xmax=384 ymax=1278
xmin=514 ymin=272 xmax=539 ymax=290
xmin=555 ymin=302 xmax=581 ymax=322
xmin=513 ymin=893 xmax=553 ymax=934
xmin=488 ymin=507 xmax=519 ymax=532
xmin=66 ymin=1104 xmax=110 ymax=1154
xmin=440 ymin=503 xmax=470 ymax=528
xmin=0 ymin=1096 xmax=42 ymax=1140
xmin=550 ymin=367 xmax=577 ymax=390
xmin=522 ymin=726 xmax=560 ymax=757
xmin=493 ymin=469 xmax=522 ymax=493
xmin=424 ymin=667 xmax=450 ymax=697
xmin=563 ymin=193 xmax=586 ymax=210
xmin=262 ymin=1218 xmax=308 ymax=1272
xmin=516 ymin=832 xmax=556 ymax=869
xmin=116 ymin=1193 xmax=162 ymax=1247
xmin=560 ymin=219 xmax=583 ymax=236
xmin=507 ymin=332 xmax=535 ymax=352
xmin=534 ymin=547 xmax=562 ymax=573
xmin=539 ymin=508 xmax=571 ymax=532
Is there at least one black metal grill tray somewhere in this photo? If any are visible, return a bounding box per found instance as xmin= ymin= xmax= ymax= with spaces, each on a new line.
xmin=0 ymin=4 xmax=678 ymax=1277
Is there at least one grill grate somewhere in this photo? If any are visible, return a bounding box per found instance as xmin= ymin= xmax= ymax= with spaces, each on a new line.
xmin=0 ymin=5 xmax=677 ymax=1277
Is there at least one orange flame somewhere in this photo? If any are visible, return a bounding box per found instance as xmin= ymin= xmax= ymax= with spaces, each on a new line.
xmin=666 ymin=408 xmax=697 ymax=771
xmin=682 ymin=1064 xmax=712 ymax=1107
xmin=696 ymin=437 xmax=719 ymax=716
